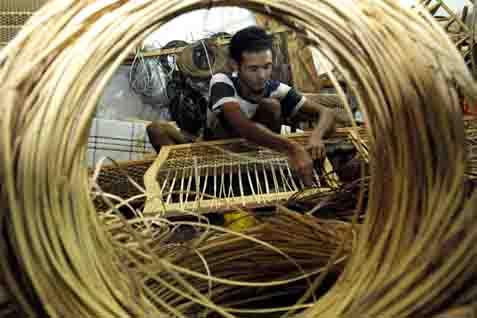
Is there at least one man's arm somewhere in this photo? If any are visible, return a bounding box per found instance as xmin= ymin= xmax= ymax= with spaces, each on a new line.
xmin=304 ymin=101 xmax=336 ymax=140
xmin=223 ymin=102 xmax=294 ymax=152
xmin=295 ymin=100 xmax=341 ymax=137
xmin=290 ymin=99 xmax=349 ymax=159
xmin=222 ymin=102 xmax=313 ymax=185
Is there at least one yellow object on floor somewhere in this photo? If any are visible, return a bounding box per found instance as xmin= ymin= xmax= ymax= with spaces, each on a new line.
xmin=224 ymin=211 xmax=256 ymax=232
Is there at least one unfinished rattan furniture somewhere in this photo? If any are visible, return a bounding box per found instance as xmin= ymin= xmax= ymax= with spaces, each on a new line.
xmin=142 ymin=131 xmax=357 ymax=216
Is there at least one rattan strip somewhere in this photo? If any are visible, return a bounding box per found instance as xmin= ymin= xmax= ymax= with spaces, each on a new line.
xmin=1 ymin=1 xmax=476 ymax=317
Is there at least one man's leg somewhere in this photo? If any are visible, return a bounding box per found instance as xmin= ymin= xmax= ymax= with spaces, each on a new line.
xmin=254 ymin=98 xmax=282 ymax=133
xmin=146 ymin=121 xmax=188 ymax=153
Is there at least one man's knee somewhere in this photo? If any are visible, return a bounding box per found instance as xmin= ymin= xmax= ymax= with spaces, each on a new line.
xmin=146 ymin=121 xmax=171 ymax=137
xmin=146 ymin=121 xmax=178 ymax=152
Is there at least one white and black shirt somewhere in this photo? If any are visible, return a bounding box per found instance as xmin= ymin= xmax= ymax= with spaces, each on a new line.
xmin=205 ymin=73 xmax=306 ymax=139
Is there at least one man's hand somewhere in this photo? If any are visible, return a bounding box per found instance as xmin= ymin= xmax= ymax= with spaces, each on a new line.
xmin=288 ymin=144 xmax=314 ymax=186
xmin=221 ymin=102 xmax=314 ymax=186
xmin=306 ymin=137 xmax=326 ymax=160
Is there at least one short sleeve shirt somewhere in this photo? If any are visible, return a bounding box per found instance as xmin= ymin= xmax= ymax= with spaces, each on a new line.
xmin=206 ymin=73 xmax=306 ymax=138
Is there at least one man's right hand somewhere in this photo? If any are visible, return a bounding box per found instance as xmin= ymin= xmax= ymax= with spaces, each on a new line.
xmin=221 ymin=103 xmax=314 ymax=186
xmin=288 ymin=144 xmax=314 ymax=187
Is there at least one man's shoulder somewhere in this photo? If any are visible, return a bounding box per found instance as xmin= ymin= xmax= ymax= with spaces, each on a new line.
xmin=267 ymin=80 xmax=282 ymax=92
xmin=267 ymin=80 xmax=293 ymax=98
xmin=211 ymin=73 xmax=235 ymax=87
xmin=209 ymin=73 xmax=238 ymax=110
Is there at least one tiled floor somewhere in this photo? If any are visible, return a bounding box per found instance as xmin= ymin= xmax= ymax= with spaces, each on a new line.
xmin=87 ymin=118 xmax=155 ymax=167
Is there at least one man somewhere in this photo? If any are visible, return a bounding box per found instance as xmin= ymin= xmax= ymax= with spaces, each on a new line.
xmin=148 ymin=26 xmax=342 ymax=185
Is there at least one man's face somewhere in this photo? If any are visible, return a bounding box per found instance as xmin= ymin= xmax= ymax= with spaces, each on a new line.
xmin=237 ymin=49 xmax=273 ymax=94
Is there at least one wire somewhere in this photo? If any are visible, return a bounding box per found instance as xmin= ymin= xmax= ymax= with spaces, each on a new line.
xmin=128 ymin=47 xmax=168 ymax=101
xmin=200 ymin=39 xmax=214 ymax=77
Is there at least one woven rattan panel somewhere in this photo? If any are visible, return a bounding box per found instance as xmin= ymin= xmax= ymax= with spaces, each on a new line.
xmin=143 ymin=130 xmax=358 ymax=216
xmin=0 ymin=1 xmax=47 ymax=46
xmin=92 ymin=158 xmax=155 ymax=212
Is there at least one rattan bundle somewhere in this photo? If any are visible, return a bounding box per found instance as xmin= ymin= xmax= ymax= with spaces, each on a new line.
xmin=1 ymin=0 xmax=477 ymax=317
xmin=101 ymin=208 xmax=353 ymax=316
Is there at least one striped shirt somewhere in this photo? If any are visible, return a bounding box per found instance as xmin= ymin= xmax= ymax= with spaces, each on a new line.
xmin=205 ymin=73 xmax=306 ymax=139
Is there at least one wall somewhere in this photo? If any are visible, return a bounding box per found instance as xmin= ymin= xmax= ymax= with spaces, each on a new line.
xmin=96 ymin=65 xmax=168 ymax=122
xmin=143 ymin=7 xmax=256 ymax=48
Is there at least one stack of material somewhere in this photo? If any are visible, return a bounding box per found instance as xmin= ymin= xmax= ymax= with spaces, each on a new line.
xmin=102 ymin=208 xmax=354 ymax=317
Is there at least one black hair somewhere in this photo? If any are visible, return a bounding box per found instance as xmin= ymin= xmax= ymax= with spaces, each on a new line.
xmin=229 ymin=26 xmax=273 ymax=64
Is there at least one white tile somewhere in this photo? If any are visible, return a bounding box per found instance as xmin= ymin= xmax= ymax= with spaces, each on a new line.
xmin=131 ymin=123 xmax=149 ymax=154
xmin=87 ymin=135 xmax=97 ymax=150
xmin=96 ymin=119 xmax=136 ymax=156
xmin=96 ymin=118 xmax=133 ymax=140
xmin=134 ymin=121 xmax=147 ymax=130
xmin=96 ymin=136 xmax=131 ymax=152
xmin=94 ymin=149 xmax=131 ymax=164
xmin=90 ymin=118 xmax=157 ymax=162
xmin=130 ymin=152 xmax=143 ymax=161
xmin=114 ymin=150 xmax=132 ymax=162
xmin=132 ymin=122 xmax=147 ymax=140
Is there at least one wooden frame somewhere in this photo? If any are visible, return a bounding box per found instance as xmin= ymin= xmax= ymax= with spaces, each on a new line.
xmin=143 ymin=130 xmax=357 ymax=216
